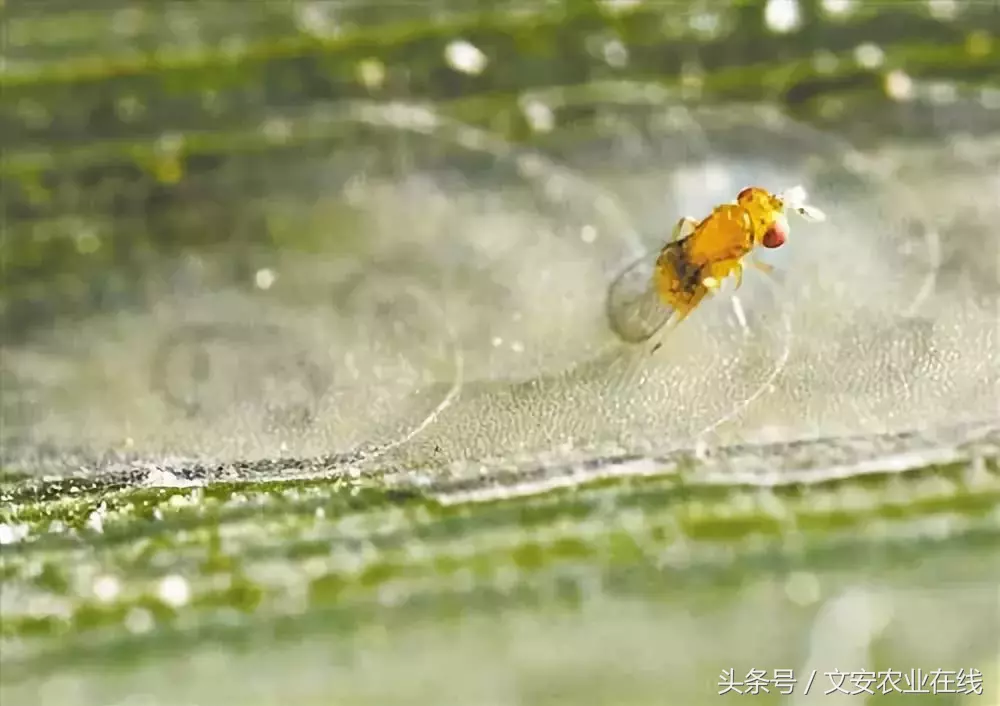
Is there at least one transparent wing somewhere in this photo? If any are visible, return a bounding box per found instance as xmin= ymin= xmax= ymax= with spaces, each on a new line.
xmin=780 ymin=184 xmax=826 ymax=222
xmin=606 ymin=250 xmax=675 ymax=343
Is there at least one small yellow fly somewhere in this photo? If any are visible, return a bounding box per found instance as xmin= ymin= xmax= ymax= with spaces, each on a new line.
xmin=606 ymin=185 xmax=826 ymax=345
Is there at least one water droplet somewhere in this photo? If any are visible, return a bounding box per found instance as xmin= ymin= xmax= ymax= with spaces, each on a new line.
xmin=260 ymin=118 xmax=292 ymax=144
xmin=296 ymin=2 xmax=339 ymax=38
xmin=764 ymin=0 xmax=801 ymax=33
xmin=521 ymin=98 xmax=555 ymax=133
xmin=356 ymin=58 xmax=386 ymax=89
xmin=444 ymin=40 xmax=487 ymax=75
xmin=854 ymin=43 xmax=885 ymax=69
xmin=255 ymin=268 xmax=276 ymax=290
xmin=157 ymin=574 xmax=191 ymax=607
xmin=884 ymin=70 xmax=914 ymax=101
xmin=927 ymin=0 xmax=958 ymax=20
xmin=689 ymin=12 xmax=721 ymax=36
xmin=93 ymin=575 xmax=121 ymax=603
xmin=821 ymin=0 xmax=855 ymax=16
xmin=125 ymin=607 xmax=154 ymax=634
xmin=602 ymin=39 xmax=629 ymax=68
xmin=156 ymin=132 xmax=184 ymax=155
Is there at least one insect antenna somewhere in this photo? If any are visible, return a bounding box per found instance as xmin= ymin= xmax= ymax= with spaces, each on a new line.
xmin=779 ymin=184 xmax=826 ymax=223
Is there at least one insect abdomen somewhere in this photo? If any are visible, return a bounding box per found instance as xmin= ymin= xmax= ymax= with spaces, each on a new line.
xmin=653 ymin=242 xmax=707 ymax=315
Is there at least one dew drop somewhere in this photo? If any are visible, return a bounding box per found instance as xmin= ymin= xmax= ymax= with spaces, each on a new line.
xmin=445 ymin=40 xmax=488 ymax=75
xmin=255 ymin=268 xmax=276 ymax=290
xmin=93 ymin=575 xmax=121 ymax=603
xmin=854 ymin=43 xmax=885 ymax=69
xmin=764 ymin=0 xmax=801 ymax=33
xmin=158 ymin=574 xmax=191 ymax=607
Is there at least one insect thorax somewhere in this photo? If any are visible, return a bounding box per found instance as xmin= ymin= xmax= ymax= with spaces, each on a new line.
xmin=685 ymin=205 xmax=755 ymax=265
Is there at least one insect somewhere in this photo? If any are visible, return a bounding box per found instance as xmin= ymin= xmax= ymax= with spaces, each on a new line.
xmin=606 ymin=185 xmax=826 ymax=346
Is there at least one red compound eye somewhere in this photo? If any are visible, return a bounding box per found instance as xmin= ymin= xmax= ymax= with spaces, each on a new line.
xmin=762 ymin=220 xmax=788 ymax=248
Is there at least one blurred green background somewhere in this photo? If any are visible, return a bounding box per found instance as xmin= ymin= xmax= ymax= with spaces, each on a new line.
xmin=2 ymin=1 xmax=999 ymax=705
xmin=3 ymin=0 xmax=997 ymax=338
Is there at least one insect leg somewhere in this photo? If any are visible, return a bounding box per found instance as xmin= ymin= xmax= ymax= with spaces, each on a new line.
xmin=730 ymin=295 xmax=750 ymax=335
xmin=749 ymin=258 xmax=774 ymax=274
xmin=731 ymin=261 xmax=744 ymax=290
xmin=703 ymin=258 xmax=742 ymax=293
